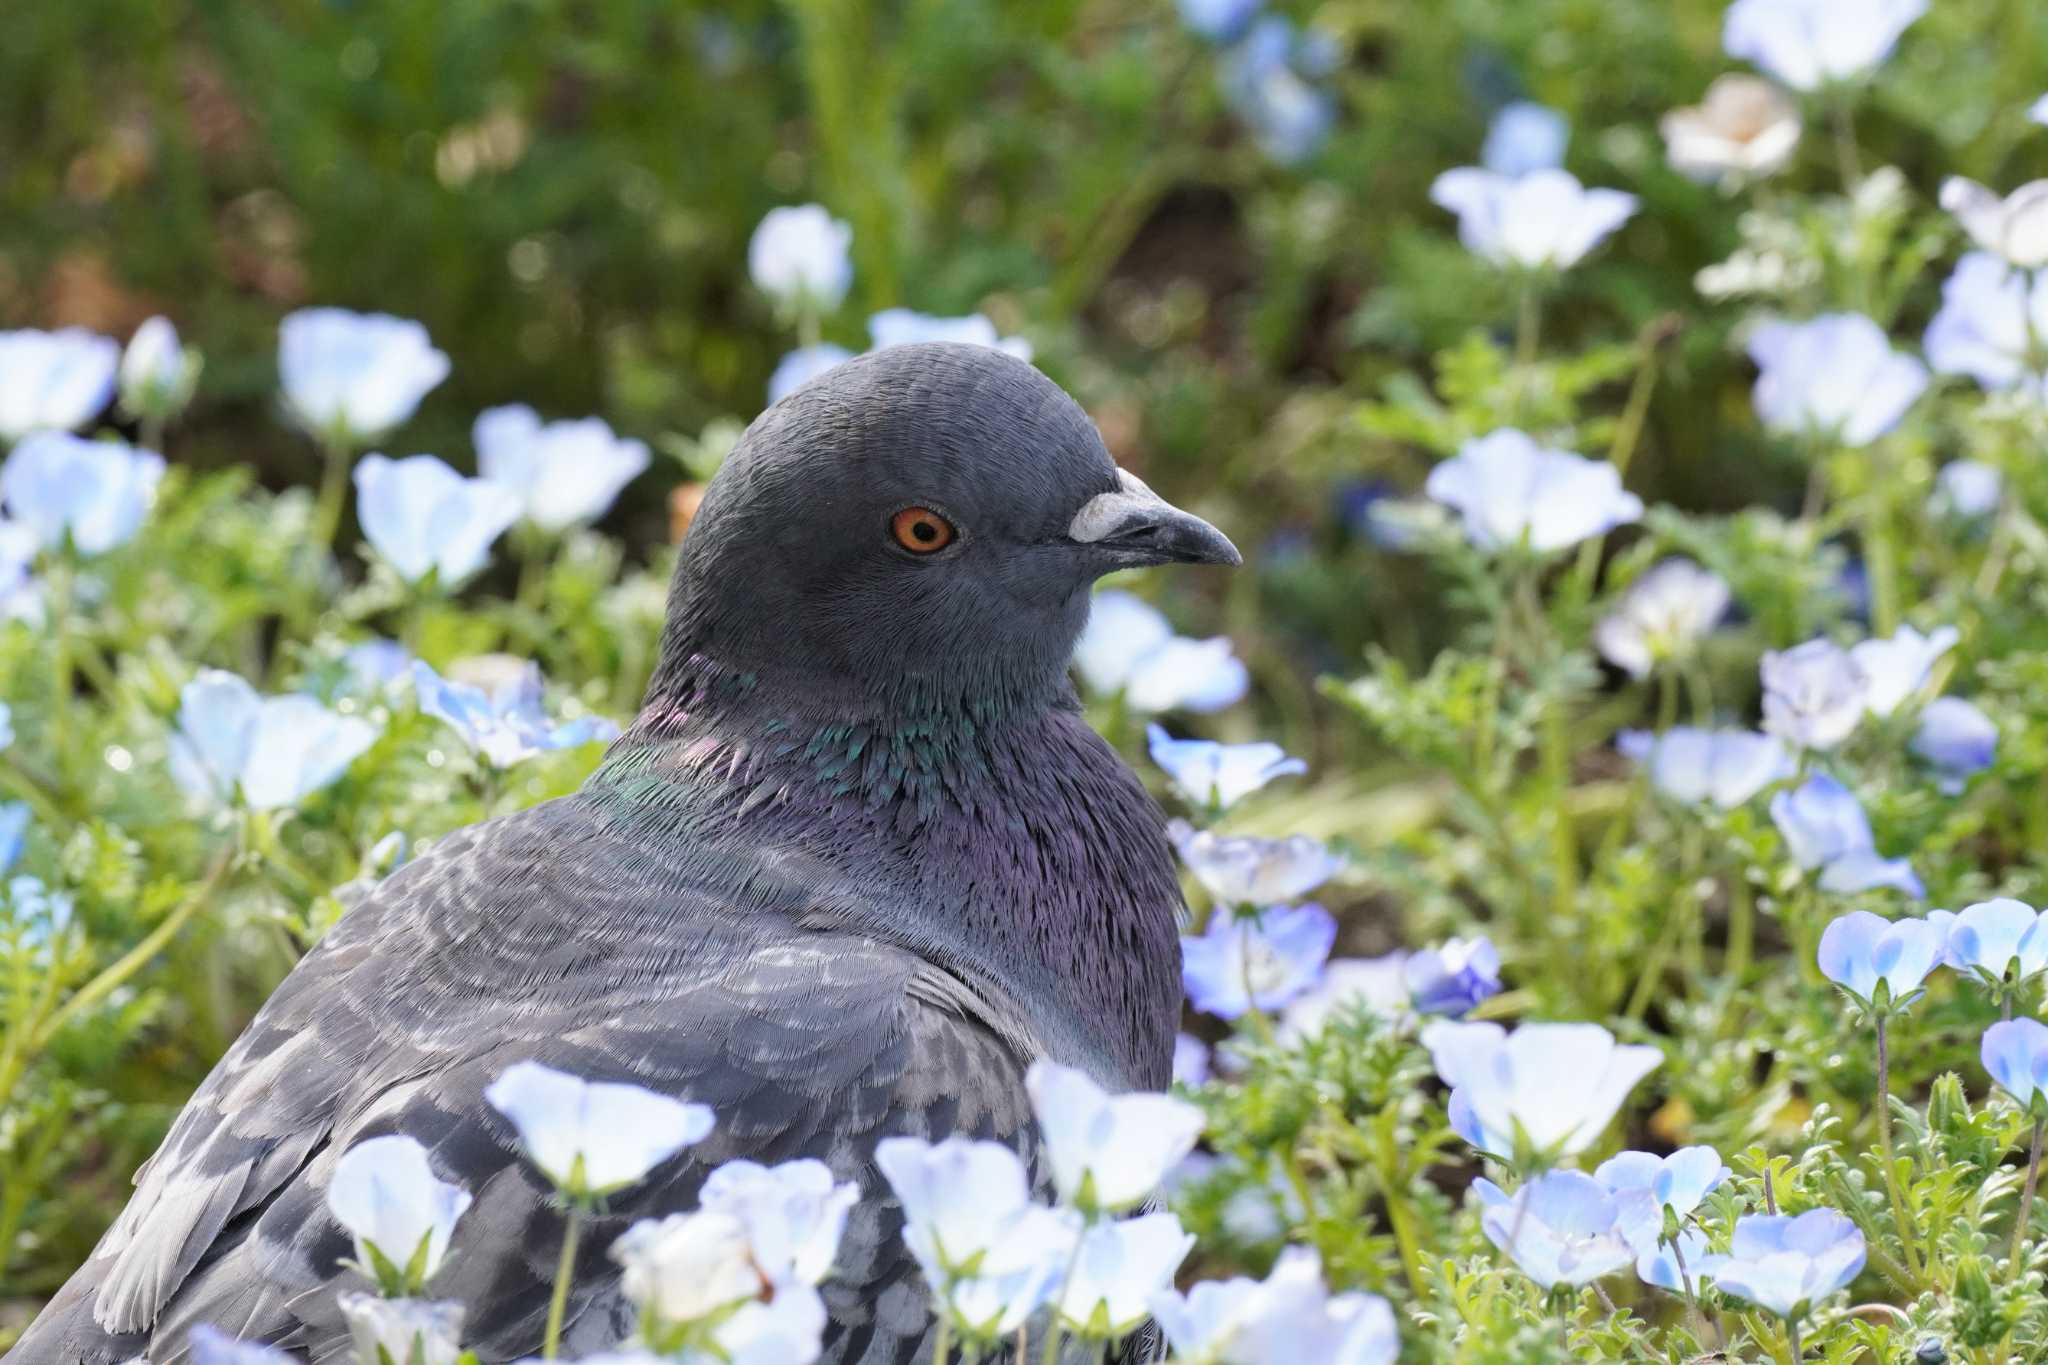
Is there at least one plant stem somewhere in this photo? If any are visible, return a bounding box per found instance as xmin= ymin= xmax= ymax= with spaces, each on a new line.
xmin=1863 ymin=460 xmax=1900 ymax=637
xmin=1830 ymin=100 xmax=1862 ymax=193
xmin=1873 ymin=1014 xmax=1923 ymax=1282
xmin=2014 ymin=1116 xmax=2044 ymax=1277
xmin=543 ymin=1207 xmax=582 ymax=1359
xmin=48 ymin=558 xmax=73 ymax=768
xmin=932 ymin=1315 xmax=953 ymax=1365
xmin=311 ymin=435 xmax=352 ymax=552
xmin=1787 ymin=1314 xmax=1803 ymax=1363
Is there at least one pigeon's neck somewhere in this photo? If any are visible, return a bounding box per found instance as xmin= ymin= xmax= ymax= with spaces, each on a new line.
xmin=592 ymin=651 xmax=1183 ymax=1088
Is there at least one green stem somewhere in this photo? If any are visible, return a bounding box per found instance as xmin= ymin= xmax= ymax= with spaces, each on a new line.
xmin=933 ymin=1314 xmax=953 ymax=1365
xmin=1787 ymin=1314 xmax=1803 ymax=1363
xmin=2014 ymin=1116 xmax=2044 ymax=1277
xmin=311 ymin=435 xmax=353 ymax=552
xmin=1374 ymin=1108 xmax=1430 ymax=1300
xmin=1863 ymin=462 xmax=1900 ymax=637
xmin=1568 ymin=318 xmax=1667 ymax=603
xmin=48 ymin=559 xmax=73 ymax=770
xmin=1830 ymin=99 xmax=1862 ymax=195
xmin=543 ymin=1207 xmax=582 ymax=1359
xmin=1873 ymin=1015 xmax=1923 ymax=1283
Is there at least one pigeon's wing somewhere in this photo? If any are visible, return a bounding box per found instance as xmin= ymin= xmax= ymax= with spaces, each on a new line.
xmin=7 ymin=796 xmax=1041 ymax=1365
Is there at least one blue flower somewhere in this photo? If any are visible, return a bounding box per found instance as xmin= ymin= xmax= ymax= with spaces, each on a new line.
xmin=0 ymin=432 xmax=164 ymax=556
xmin=1712 ymin=1210 xmax=1865 ymax=1319
xmin=1177 ymin=0 xmax=1261 ymax=43
xmin=1402 ymin=936 xmax=1502 ymax=1017
xmin=1723 ymin=0 xmax=1924 ymax=91
xmin=1424 ymin=1020 xmax=1661 ymax=1160
xmin=119 ymin=316 xmax=198 ymax=421
xmin=1167 ymin=820 xmax=1343 ymax=906
xmin=1430 ymin=169 xmax=1637 ymax=270
xmin=1939 ymin=177 xmax=2048 ymax=271
xmin=1982 ymin=1017 xmax=2048 ymax=1111
xmin=473 ymin=405 xmax=650 ymax=532
xmin=1760 ymin=638 xmax=1867 ymax=749
xmin=343 ymin=638 xmax=414 ymax=695
xmin=412 ymin=660 xmax=620 ymax=769
xmin=1747 ymin=314 xmax=1929 ymax=448
xmin=1476 ymin=1171 xmax=1636 ymax=1288
xmin=279 ymin=308 xmax=450 ymax=445
xmin=1074 ymin=591 xmax=1248 ymax=714
xmin=1933 ymin=461 xmax=2003 ymax=521
xmin=189 ymin=1324 xmax=300 ymax=1365
xmin=1279 ymin=953 xmax=1413 ymax=1041
xmin=748 ymin=205 xmax=854 ymax=315
xmin=1941 ymin=898 xmax=2048 ymax=986
xmin=2034 ymin=94 xmax=2048 ymax=127
xmin=1481 ymin=102 xmax=1569 ymax=177
xmin=1424 ymin=430 xmax=1642 ymax=553
xmin=1595 ymin=1146 xmax=1730 ymax=1251
xmin=169 ymin=669 xmax=380 ymax=811
xmin=1594 ymin=559 xmax=1731 ymax=678
xmin=1219 ymin=18 xmax=1337 ymax=164
xmin=1850 ymin=625 xmax=1958 ymax=717
xmin=1913 ymin=698 xmax=1997 ymax=789
xmin=1817 ymin=910 xmax=1942 ymax=1008
xmin=0 ymin=702 xmax=10 ymax=751
xmin=868 ymin=310 xmax=1032 ymax=361
xmin=1636 ymin=1227 xmax=1728 ymax=1293
xmin=353 ymin=454 xmax=521 ymax=586
xmin=1180 ymin=903 xmax=1337 ymax=1018
xmin=1770 ymin=775 xmax=1923 ymax=896
xmin=1925 ymin=253 xmax=2048 ymax=404
xmin=1173 ymin=1034 xmax=1212 ymax=1087
xmin=0 ymin=802 xmax=27 ymax=874
xmin=0 ymin=520 xmax=41 ymax=623
xmin=1617 ymin=728 xmax=1792 ymax=808
xmin=0 ymin=327 xmax=119 ymax=441
xmin=768 ymin=345 xmax=854 ymax=404
xmin=1146 ymin=725 xmax=1305 ymax=810
xmin=5 ymin=875 xmax=75 ymax=953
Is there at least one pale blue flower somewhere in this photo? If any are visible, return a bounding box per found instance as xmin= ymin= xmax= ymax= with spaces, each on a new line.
xmin=868 ymin=310 xmax=1032 ymax=361
xmin=169 ymin=669 xmax=379 ymax=811
xmin=280 ymin=309 xmax=448 ymax=445
xmin=1181 ymin=903 xmax=1336 ymax=1019
xmin=0 ymin=701 xmax=11 ymax=751
xmin=1771 ymin=776 xmax=1923 ymax=895
xmin=1279 ymin=953 xmax=1412 ymax=1041
xmin=1482 ymin=102 xmax=1569 ymax=176
xmin=1914 ymin=697 xmax=1997 ymax=789
xmin=412 ymin=660 xmax=619 ymax=768
xmin=1595 ymin=1146 xmax=1730 ymax=1251
xmin=1637 ymin=1228 xmax=1728 ymax=1293
xmin=1760 ymin=638 xmax=1867 ymax=749
xmin=1219 ymin=18 xmax=1337 ymax=164
xmin=2033 ymin=94 xmax=2048 ymax=127
xmin=0 ymin=520 xmax=41 ymax=624
xmin=1723 ymin=0 xmax=1925 ymax=91
xmin=1402 ymin=936 xmax=1502 ymax=1017
xmin=748 ymin=205 xmax=854 ymax=314
xmin=1617 ymin=727 xmax=1793 ymax=808
xmin=1424 ymin=1020 xmax=1661 ymax=1160
xmin=1146 ymin=724 xmax=1306 ymax=809
xmin=1026 ymin=1060 xmax=1205 ymax=1211
xmin=5 ymin=875 xmax=72 ymax=952
xmin=1476 ymin=1171 xmax=1636 ymax=1288
xmin=1178 ymin=0 xmax=1261 ymax=43
xmin=353 ymin=454 xmax=521 ymax=585
xmin=0 ymin=432 xmax=164 ymax=555
xmin=1817 ymin=910 xmax=1942 ymax=1007
xmin=768 ymin=344 xmax=854 ymax=404
xmin=1713 ymin=1210 xmax=1865 ymax=1318
xmin=1424 ymin=429 xmax=1642 ymax=553
xmin=1939 ymin=178 xmax=2048 ymax=270
xmin=697 ymin=1158 xmax=858 ymax=1290
xmin=0 ymin=803 xmax=28 ymax=873
xmin=1150 ymin=1247 xmax=1399 ymax=1365
xmin=189 ymin=1325 xmax=300 ymax=1365
xmin=1933 ymin=461 xmax=2002 ymax=521
xmin=473 ymin=405 xmax=649 ymax=532
xmin=1594 ymin=559 xmax=1731 ymax=678
xmin=1173 ymin=1034 xmax=1212 ymax=1086
xmin=1943 ymin=898 xmax=2048 ymax=985
xmin=343 ymin=638 xmax=414 ymax=694
xmin=1747 ymin=313 xmax=1928 ymax=448
xmin=1074 ymin=591 xmax=1247 ymax=714
xmin=0 ymin=327 xmax=118 ymax=441
xmin=1925 ymin=253 xmax=2048 ymax=403
xmin=325 ymin=1134 xmax=473 ymax=1291
xmin=1057 ymin=1213 xmax=1196 ymax=1340
xmin=1982 ymin=1018 xmax=2048 ymax=1111
xmin=1168 ymin=819 xmax=1344 ymax=906
xmin=118 ymin=315 xmax=199 ymax=422
xmin=1429 ymin=168 xmax=1637 ymax=270
xmin=485 ymin=1060 xmax=714 ymax=1199
xmin=338 ymin=1294 xmax=463 ymax=1365
xmin=1850 ymin=624 xmax=1957 ymax=716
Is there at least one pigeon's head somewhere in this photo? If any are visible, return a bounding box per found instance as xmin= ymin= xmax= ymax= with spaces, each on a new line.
xmin=656 ymin=342 xmax=1238 ymax=711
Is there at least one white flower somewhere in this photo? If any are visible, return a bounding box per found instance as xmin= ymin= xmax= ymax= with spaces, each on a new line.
xmin=1940 ymin=178 xmax=2048 ymax=270
xmin=612 ymin=1209 xmax=766 ymax=1324
xmin=1616 ymin=727 xmax=1793 ymax=808
xmin=0 ymin=327 xmax=119 ymax=441
xmin=168 ymin=669 xmax=379 ymax=811
xmin=2033 ymin=94 xmax=2048 ymax=127
xmin=932 ymin=1205 xmax=1080 ymax=1341
xmin=1933 ymin=461 xmax=2002 ymax=520
xmin=353 ymin=454 xmax=521 ymax=585
xmin=0 ymin=432 xmax=164 ymax=556
xmin=0 ymin=520 xmax=40 ymax=624
xmin=1151 ymin=1246 xmax=1399 ymax=1365
xmin=868 ymin=309 xmax=1032 ymax=362
xmin=279 ymin=308 xmax=450 ymax=445
xmin=119 ymin=316 xmax=198 ymax=419
xmin=1760 ymin=638 xmax=1867 ymax=750
xmin=1073 ymin=591 xmax=1246 ymax=714
xmin=1594 ymin=559 xmax=1731 ymax=678
xmin=1424 ymin=429 xmax=1642 ymax=553
xmin=1147 ymin=725 xmax=1306 ymax=810
xmin=768 ymin=344 xmax=854 ymax=404
xmin=1481 ymin=102 xmax=1568 ymax=177
xmin=1747 ymin=313 xmax=1928 ymax=447
xmin=1025 ymin=1060 xmax=1206 ymax=1212
xmin=1849 ymin=624 xmax=1958 ymax=716
xmin=1660 ymin=75 xmax=1802 ymax=184
xmin=1924 ymin=253 xmax=2048 ymax=402
xmin=1279 ymin=954 xmax=1413 ymax=1041
xmin=688 ymin=1284 xmax=830 ymax=1365
xmin=473 ymin=405 xmax=650 ymax=531
xmin=338 ymin=1293 xmax=465 ymax=1365
xmin=748 ymin=205 xmax=854 ymax=313
xmin=1167 ymin=820 xmax=1345 ymax=906
xmin=325 ymin=1135 xmax=473 ymax=1290
xmin=1425 ymin=1020 xmax=1662 ymax=1160
xmin=1723 ymin=0 xmax=1926 ymax=91
xmin=188 ymin=1325 xmax=301 ymax=1365
xmin=484 ymin=1060 xmax=714 ymax=1198
xmin=698 ymin=1158 xmax=859 ymax=1287
xmin=1429 ymin=168 xmax=1637 ymax=270
xmin=1057 ymin=1213 xmax=1196 ymax=1339
xmin=872 ymin=1135 xmax=1034 ymax=1278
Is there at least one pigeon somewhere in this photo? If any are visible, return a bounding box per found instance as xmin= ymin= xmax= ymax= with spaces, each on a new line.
xmin=8 ymin=342 xmax=1240 ymax=1365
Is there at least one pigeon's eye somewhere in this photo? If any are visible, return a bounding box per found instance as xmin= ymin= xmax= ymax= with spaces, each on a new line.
xmin=891 ymin=506 xmax=956 ymax=554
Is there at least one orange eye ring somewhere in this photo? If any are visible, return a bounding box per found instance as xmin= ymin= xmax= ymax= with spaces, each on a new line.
xmin=891 ymin=506 xmax=956 ymax=554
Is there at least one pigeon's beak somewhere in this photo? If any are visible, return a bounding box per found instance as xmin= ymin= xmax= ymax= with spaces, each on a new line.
xmin=1067 ymin=469 xmax=1242 ymax=568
